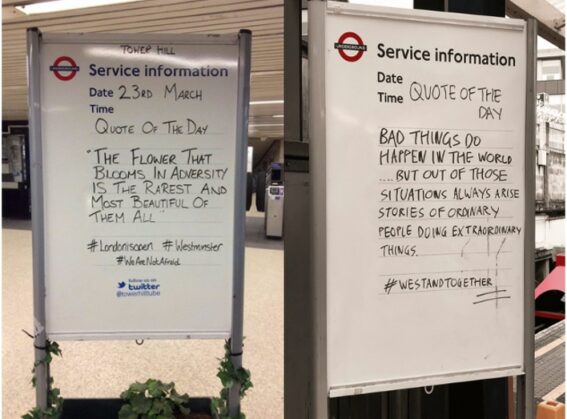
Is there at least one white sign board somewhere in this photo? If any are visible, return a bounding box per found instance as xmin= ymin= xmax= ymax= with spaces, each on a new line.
xmin=35 ymin=33 xmax=247 ymax=340
xmin=310 ymin=3 xmax=529 ymax=396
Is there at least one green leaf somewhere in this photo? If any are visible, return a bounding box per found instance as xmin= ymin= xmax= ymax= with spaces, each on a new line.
xmin=147 ymin=380 xmax=164 ymax=398
xmin=149 ymin=398 xmax=167 ymax=415
xmin=130 ymin=382 xmax=148 ymax=394
xmin=120 ymin=389 xmax=131 ymax=400
xmin=21 ymin=408 xmax=42 ymax=419
xmin=118 ymin=405 xmax=138 ymax=419
xmin=48 ymin=341 xmax=62 ymax=357
xmin=131 ymin=394 xmax=152 ymax=414
xmin=210 ymin=397 xmax=221 ymax=414
xmin=217 ymin=371 xmax=234 ymax=389
xmin=178 ymin=405 xmax=191 ymax=415
xmin=169 ymin=391 xmax=190 ymax=405
xmin=161 ymin=401 xmax=174 ymax=415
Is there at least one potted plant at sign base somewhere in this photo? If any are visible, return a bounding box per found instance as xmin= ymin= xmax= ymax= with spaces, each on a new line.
xmin=119 ymin=340 xmax=252 ymax=419
xmin=118 ymin=379 xmax=212 ymax=419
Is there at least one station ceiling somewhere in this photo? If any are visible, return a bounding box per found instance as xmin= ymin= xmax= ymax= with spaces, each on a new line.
xmin=2 ymin=0 xmax=284 ymax=140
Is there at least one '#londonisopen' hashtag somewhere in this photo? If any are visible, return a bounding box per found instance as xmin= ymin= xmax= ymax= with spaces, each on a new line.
xmin=87 ymin=239 xmax=97 ymax=252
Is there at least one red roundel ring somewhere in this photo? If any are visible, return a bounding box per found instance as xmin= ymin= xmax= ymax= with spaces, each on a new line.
xmin=52 ymin=56 xmax=79 ymax=81
xmin=338 ymin=32 xmax=365 ymax=62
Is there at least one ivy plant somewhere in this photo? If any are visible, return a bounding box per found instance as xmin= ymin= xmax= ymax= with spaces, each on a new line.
xmin=211 ymin=340 xmax=253 ymax=419
xmin=22 ymin=340 xmax=64 ymax=419
xmin=119 ymin=378 xmax=191 ymax=419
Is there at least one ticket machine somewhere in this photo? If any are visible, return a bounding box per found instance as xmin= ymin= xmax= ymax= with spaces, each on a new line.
xmin=265 ymin=162 xmax=284 ymax=238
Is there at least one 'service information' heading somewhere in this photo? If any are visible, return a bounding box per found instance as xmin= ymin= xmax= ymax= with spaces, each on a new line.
xmin=89 ymin=63 xmax=229 ymax=78
xmin=376 ymin=42 xmax=517 ymax=66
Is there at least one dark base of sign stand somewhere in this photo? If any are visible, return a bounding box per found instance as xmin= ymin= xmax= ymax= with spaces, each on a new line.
xmin=61 ymin=397 xmax=213 ymax=419
xmin=329 ymin=378 xmax=508 ymax=419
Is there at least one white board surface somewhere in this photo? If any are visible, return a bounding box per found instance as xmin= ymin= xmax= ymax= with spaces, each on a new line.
xmin=38 ymin=34 xmax=243 ymax=340
xmin=310 ymin=3 xmax=528 ymax=396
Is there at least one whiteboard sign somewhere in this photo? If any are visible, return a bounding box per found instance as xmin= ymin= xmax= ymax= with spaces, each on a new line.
xmin=34 ymin=33 xmax=248 ymax=340
xmin=309 ymin=3 xmax=529 ymax=396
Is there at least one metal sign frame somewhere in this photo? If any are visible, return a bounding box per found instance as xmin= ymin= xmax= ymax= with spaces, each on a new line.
xmin=308 ymin=2 xmax=536 ymax=418
xmin=27 ymin=28 xmax=251 ymax=414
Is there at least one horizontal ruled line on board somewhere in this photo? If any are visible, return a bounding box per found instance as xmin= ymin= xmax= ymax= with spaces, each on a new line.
xmin=158 ymin=221 xmax=221 ymax=223
xmin=123 ymin=133 xmax=227 ymax=137
xmin=380 ymin=126 xmax=514 ymax=133
xmin=88 ymin=133 xmax=227 ymax=137
xmin=90 ymin=163 xmax=228 ymax=166
xmin=378 ymin=285 xmax=512 ymax=296
xmin=96 ymin=147 xmax=224 ymax=151
xmin=377 ymin=216 xmax=513 ymax=221
xmin=87 ymin=195 xmax=220 ymax=199
xmin=379 ymin=268 xmax=512 ymax=276
xmin=377 ymin=182 xmax=513 ymax=185
xmin=377 ymin=234 xmax=520 ymax=239
xmin=376 ymin=145 xmax=514 ymax=150
xmin=95 ymin=263 xmax=222 ymax=267
xmin=378 ymin=250 xmax=512 ymax=258
xmin=91 ymin=251 xmax=224 ymax=254
xmin=87 ymin=207 xmax=224 ymax=210
xmin=92 ymin=235 xmax=223 ymax=238
xmin=89 ymin=192 xmax=195 ymax=199
xmin=90 ymin=221 xmax=222 ymax=225
xmin=377 ymin=164 xmax=515 ymax=167
xmin=380 ymin=199 xmax=516 ymax=203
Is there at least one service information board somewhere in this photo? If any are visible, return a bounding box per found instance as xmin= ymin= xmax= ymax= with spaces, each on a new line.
xmin=311 ymin=4 xmax=529 ymax=395
xmin=38 ymin=34 xmax=244 ymax=340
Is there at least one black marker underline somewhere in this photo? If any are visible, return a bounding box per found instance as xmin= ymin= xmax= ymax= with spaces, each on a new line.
xmin=473 ymin=296 xmax=511 ymax=304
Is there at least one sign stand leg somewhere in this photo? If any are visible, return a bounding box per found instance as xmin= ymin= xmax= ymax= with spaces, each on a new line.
xmin=228 ymin=341 xmax=243 ymax=417
xmin=517 ymin=16 xmax=537 ymax=419
xmin=34 ymin=333 xmax=50 ymax=411
xmin=228 ymin=29 xmax=252 ymax=418
xmin=27 ymin=26 xmax=51 ymax=413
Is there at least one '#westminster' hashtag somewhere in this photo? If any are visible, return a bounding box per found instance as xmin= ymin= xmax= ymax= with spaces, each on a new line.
xmin=162 ymin=240 xmax=173 ymax=251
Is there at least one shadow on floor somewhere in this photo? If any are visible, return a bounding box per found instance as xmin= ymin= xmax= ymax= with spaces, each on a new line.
xmin=2 ymin=217 xmax=31 ymax=230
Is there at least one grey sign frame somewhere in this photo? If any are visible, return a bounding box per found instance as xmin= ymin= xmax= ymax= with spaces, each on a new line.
xmin=27 ymin=28 xmax=251 ymax=415
xmin=308 ymin=3 xmax=536 ymax=418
